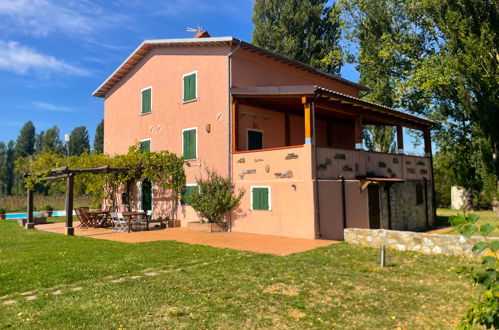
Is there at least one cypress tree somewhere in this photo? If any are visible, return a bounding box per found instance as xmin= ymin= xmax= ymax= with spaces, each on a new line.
xmin=69 ymin=126 xmax=90 ymax=156
xmin=93 ymin=119 xmax=104 ymax=154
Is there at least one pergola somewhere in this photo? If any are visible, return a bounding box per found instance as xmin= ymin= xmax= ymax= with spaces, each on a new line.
xmin=25 ymin=166 xmax=128 ymax=235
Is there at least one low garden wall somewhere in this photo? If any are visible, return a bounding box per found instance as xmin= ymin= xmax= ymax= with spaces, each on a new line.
xmin=344 ymin=228 xmax=499 ymax=259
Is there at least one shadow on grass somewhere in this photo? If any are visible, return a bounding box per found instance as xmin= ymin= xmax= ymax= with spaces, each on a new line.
xmin=436 ymin=214 xmax=451 ymax=227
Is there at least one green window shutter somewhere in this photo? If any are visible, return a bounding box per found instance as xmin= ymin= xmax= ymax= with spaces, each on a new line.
xmin=183 ymin=76 xmax=189 ymax=102
xmin=183 ymin=130 xmax=190 ymax=158
xmin=189 ymin=74 xmax=196 ymax=100
xmin=189 ymin=129 xmax=196 ymax=159
xmin=142 ymin=88 xmax=151 ymax=114
xmin=181 ymin=185 xmax=198 ymax=205
xmin=183 ymin=129 xmax=196 ymax=159
xmin=253 ymin=188 xmax=269 ymax=210
xmin=140 ymin=140 xmax=150 ymax=153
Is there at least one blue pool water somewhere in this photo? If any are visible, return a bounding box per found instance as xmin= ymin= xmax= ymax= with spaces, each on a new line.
xmin=5 ymin=211 xmax=74 ymax=219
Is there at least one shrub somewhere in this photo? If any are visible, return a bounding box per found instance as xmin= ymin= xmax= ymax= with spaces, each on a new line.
xmin=450 ymin=213 xmax=498 ymax=328
xmin=0 ymin=208 xmax=5 ymax=215
xmin=44 ymin=204 xmax=54 ymax=212
xmin=189 ymin=169 xmax=244 ymax=223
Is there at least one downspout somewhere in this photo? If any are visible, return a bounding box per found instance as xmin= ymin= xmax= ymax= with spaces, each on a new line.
xmin=312 ymin=97 xmax=322 ymax=238
xmin=424 ymin=177 xmax=429 ymax=228
xmin=428 ymin=130 xmax=437 ymax=227
xmin=340 ymin=176 xmax=347 ymax=230
xmin=227 ymin=40 xmax=241 ymax=232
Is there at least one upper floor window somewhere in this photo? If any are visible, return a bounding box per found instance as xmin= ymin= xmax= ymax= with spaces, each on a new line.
xmin=140 ymin=139 xmax=151 ymax=152
xmin=141 ymin=87 xmax=152 ymax=114
xmin=182 ymin=72 xmax=197 ymax=102
xmin=182 ymin=128 xmax=197 ymax=160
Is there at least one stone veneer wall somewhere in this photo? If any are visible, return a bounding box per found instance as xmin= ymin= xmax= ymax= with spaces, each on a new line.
xmin=379 ymin=180 xmax=435 ymax=231
xmin=344 ymin=228 xmax=498 ymax=259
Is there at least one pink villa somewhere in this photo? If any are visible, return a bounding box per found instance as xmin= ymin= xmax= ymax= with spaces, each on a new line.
xmin=93 ymin=34 xmax=435 ymax=240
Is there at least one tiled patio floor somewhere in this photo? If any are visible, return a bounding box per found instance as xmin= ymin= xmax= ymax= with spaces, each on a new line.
xmin=36 ymin=221 xmax=338 ymax=256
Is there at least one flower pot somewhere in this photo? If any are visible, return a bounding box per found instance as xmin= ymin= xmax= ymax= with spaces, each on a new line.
xmin=187 ymin=222 xmax=227 ymax=232
xmin=0 ymin=214 xmax=5 ymax=220
xmin=43 ymin=211 xmax=53 ymax=217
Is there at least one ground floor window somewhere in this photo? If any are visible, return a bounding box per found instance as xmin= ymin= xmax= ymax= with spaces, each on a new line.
xmin=181 ymin=184 xmax=198 ymax=205
xmin=251 ymin=186 xmax=271 ymax=210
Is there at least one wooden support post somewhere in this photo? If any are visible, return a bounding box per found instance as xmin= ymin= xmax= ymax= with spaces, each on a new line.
xmin=423 ymin=128 xmax=431 ymax=157
xmin=302 ymin=97 xmax=312 ymax=144
xmin=396 ymin=125 xmax=404 ymax=154
xmin=231 ymin=99 xmax=238 ymax=152
xmin=284 ymin=112 xmax=290 ymax=146
xmin=65 ymin=174 xmax=74 ymax=236
xmin=25 ymin=189 xmax=35 ymax=229
xmin=355 ymin=115 xmax=363 ymax=149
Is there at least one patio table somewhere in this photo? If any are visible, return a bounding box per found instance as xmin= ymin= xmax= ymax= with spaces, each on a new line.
xmin=86 ymin=210 xmax=111 ymax=228
xmin=122 ymin=211 xmax=147 ymax=233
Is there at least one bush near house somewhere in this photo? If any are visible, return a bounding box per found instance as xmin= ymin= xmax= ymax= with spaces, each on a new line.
xmin=189 ymin=169 xmax=244 ymax=223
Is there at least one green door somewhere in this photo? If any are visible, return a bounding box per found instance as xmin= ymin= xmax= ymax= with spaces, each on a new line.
xmin=141 ymin=179 xmax=152 ymax=211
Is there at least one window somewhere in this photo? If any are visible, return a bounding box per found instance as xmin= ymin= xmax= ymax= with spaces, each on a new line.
xmin=247 ymin=130 xmax=263 ymax=150
xmin=181 ymin=184 xmax=198 ymax=205
xmin=140 ymin=139 xmax=151 ymax=152
xmin=182 ymin=128 xmax=197 ymax=160
xmin=416 ymin=183 xmax=424 ymax=205
xmin=141 ymin=87 xmax=152 ymax=114
xmin=182 ymin=72 xmax=197 ymax=102
xmin=251 ymin=186 xmax=271 ymax=210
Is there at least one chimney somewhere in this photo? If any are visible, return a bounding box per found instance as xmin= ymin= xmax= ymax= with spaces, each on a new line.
xmin=194 ymin=31 xmax=211 ymax=38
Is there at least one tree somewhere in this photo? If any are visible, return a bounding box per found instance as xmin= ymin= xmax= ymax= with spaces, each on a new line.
xmin=252 ymin=0 xmax=343 ymax=75
xmin=189 ymin=169 xmax=244 ymax=223
xmin=5 ymin=141 xmax=15 ymax=195
xmin=0 ymin=142 xmax=7 ymax=195
xmin=94 ymin=119 xmax=104 ymax=154
xmin=340 ymin=0 xmax=426 ymax=152
xmin=35 ymin=131 xmax=45 ymax=154
xmin=68 ymin=126 xmax=90 ymax=156
xmin=15 ymin=121 xmax=35 ymax=158
xmin=41 ymin=126 xmax=64 ymax=155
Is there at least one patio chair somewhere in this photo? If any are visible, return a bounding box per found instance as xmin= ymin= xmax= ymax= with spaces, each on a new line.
xmin=111 ymin=212 xmax=128 ymax=233
xmin=75 ymin=208 xmax=91 ymax=229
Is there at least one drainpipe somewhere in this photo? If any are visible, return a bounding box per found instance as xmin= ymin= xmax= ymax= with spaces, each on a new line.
xmin=341 ymin=176 xmax=347 ymax=230
xmin=227 ymin=40 xmax=241 ymax=232
xmin=312 ymin=98 xmax=322 ymax=238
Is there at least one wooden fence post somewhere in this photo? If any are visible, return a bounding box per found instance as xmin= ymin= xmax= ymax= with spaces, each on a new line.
xmin=65 ymin=174 xmax=74 ymax=236
xmin=25 ymin=189 xmax=35 ymax=229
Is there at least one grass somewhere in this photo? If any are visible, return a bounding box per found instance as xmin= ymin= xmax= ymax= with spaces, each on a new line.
xmin=437 ymin=208 xmax=499 ymax=236
xmin=0 ymin=220 xmax=480 ymax=329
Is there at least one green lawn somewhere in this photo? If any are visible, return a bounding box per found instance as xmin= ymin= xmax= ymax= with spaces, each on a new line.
xmin=0 ymin=220 xmax=480 ymax=329
xmin=437 ymin=208 xmax=499 ymax=236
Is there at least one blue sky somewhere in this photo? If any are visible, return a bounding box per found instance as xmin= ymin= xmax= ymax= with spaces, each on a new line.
xmin=0 ymin=0 xmax=367 ymax=148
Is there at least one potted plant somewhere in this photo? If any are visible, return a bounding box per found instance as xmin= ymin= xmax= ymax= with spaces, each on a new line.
xmin=166 ymin=216 xmax=181 ymax=228
xmin=43 ymin=205 xmax=54 ymax=218
xmin=0 ymin=208 xmax=6 ymax=220
xmin=187 ymin=169 xmax=244 ymax=232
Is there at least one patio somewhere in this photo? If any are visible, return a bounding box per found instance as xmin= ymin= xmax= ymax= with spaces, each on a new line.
xmin=35 ymin=221 xmax=338 ymax=256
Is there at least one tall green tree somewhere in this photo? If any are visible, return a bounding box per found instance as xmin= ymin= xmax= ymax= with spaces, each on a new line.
xmin=68 ymin=126 xmax=90 ymax=156
xmin=252 ymin=0 xmax=343 ymax=75
xmin=5 ymin=141 xmax=15 ymax=195
xmin=14 ymin=121 xmax=36 ymax=159
xmin=35 ymin=130 xmax=45 ymax=154
xmin=94 ymin=119 xmax=104 ymax=154
xmin=42 ymin=126 xmax=64 ymax=155
xmin=340 ymin=0 xmax=426 ymax=152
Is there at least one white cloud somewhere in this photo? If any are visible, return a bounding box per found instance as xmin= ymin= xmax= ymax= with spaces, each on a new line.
xmin=0 ymin=40 xmax=89 ymax=76
xmin=0 ymin=0 xmax=124 ymax=37
xmin=33 ymin=102 xmax=77 ymax=112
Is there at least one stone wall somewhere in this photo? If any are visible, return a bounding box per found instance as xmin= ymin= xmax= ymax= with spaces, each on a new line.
xmin=344 ymin=228 xmax=499 ymax=259
xmin=379 ymin=180 xmax=435 ymax=231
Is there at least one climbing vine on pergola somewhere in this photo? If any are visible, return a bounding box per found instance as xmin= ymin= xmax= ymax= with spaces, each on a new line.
xmin=16 ymin=145 xmax=186 ymax=235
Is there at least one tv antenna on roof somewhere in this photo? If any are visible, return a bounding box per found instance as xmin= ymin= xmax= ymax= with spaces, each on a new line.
xmin=187 ymin=26 xmax=203 ymax=34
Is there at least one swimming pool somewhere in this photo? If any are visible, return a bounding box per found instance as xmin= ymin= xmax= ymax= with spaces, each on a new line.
xmin=5 ymin=211 xmax=75 ymax=219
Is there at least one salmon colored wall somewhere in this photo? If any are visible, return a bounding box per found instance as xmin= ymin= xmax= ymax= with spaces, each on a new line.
xmin=231 ymin=50 xmax=360 ymax=97
xmin=237 ymin=105 xmax=305 ymax=151
xmin=103 ymin=46 xmax=231 ymax=222
xmin=231 ymin=145 xmax=316 ymax=239
xmin=317 ymin=180 xmax=369 ymax=240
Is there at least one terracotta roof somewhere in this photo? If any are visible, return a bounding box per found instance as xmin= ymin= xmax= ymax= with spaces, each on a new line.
xmin=92 ymin=37 xmax=369 ymax=98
